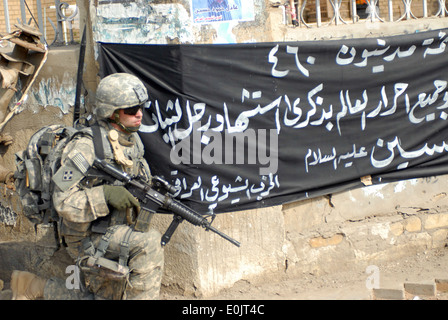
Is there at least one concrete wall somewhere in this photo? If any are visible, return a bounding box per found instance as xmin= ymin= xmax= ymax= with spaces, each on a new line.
xmin=1 ymin=0 xmax=448 ymax=298
xmin=154 ymin=177 xmax=448 ymax=297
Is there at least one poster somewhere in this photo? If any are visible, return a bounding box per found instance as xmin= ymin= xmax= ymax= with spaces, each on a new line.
xmin=191 ymin=0 xmax=255 ymax=24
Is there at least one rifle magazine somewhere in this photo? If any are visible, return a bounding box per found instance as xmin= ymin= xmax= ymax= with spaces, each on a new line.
xmin=133 ymin=208 xmax=154 ymax=232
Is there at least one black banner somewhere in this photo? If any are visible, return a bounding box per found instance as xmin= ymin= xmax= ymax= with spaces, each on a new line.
xmin=98 ymin=28 xmax=448 ymax=214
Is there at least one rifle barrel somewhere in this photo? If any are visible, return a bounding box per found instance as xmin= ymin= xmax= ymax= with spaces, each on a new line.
xmin=165 ymin=197 xmax=240 ymax=247
xmin=207 ymin=225 xmax=241 ymax=247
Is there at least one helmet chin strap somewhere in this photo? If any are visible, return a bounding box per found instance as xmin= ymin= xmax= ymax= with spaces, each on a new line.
xmin=109 ymin=112 xmax=140 ymax=134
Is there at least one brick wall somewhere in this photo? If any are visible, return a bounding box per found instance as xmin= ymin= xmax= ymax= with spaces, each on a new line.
xmin=0 ymin=0 xmax=79 ymax=46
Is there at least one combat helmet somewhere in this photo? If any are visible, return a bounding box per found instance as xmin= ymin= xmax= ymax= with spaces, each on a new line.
xmin=94 ymin=73 xmax=148 ymax=119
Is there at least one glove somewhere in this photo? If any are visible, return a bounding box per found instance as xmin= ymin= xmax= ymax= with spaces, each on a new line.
xmin=103 ymin=185 xmax=140 ymax=211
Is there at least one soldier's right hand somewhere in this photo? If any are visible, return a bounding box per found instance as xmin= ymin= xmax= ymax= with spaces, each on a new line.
xmin=103 ymin=185 xmax=140 ymax=211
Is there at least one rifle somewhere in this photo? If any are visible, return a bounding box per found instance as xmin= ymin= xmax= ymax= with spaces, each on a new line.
xmin=91 ymin=158 xmax=241 ymax=247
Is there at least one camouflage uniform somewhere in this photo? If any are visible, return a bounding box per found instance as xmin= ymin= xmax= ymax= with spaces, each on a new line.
xmin=44 ymin=73 xmax=164 ymax=300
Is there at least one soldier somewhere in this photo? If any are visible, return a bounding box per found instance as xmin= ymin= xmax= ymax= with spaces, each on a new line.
xmin=11 ymin=73 xmax=164 ymax=300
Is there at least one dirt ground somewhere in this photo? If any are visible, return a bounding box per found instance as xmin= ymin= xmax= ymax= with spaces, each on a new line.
xmin=1 ymin=245 xmax=447 ymax=300
xmin=162 ymin=245 xmax=448 ymax=300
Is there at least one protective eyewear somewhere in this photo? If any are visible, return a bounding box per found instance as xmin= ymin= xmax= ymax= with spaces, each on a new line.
xmin=123 ymin=105 xmax=143 ymax=115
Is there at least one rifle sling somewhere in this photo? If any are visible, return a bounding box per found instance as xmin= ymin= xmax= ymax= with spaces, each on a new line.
xmin=91 ymin=124 xmax=105 ymax=160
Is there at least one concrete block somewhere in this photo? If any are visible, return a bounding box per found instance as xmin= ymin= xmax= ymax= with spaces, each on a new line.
xmin=157 ymin=206 xmax=287 ymax=297
xmin=435 ymin=279 xmax=448 ymax=293
xmin=424 ymin=214 xmax=448 ymax=230
xmin=404 ymin=216 xmax=421 ymax=232
xmin=390 ymin=222 xmax=404 ymax=236
xmin=372 ymin=287 xmax=405 ymax=300
xmin=404 ymin=281 xmax=436 ymax=296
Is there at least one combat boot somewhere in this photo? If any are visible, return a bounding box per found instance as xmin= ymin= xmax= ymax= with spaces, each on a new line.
xmin=10 ymin=270 xmax=47 ymax=300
